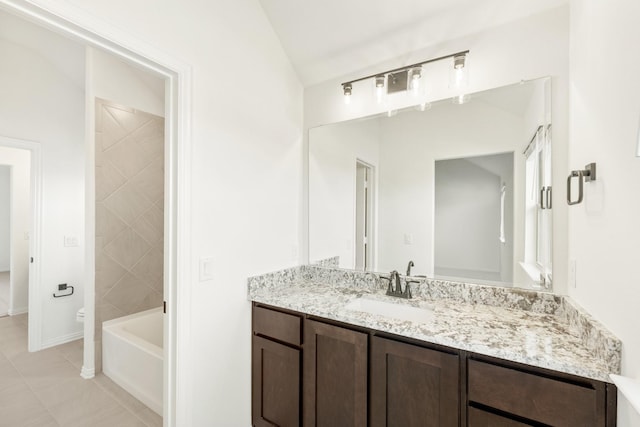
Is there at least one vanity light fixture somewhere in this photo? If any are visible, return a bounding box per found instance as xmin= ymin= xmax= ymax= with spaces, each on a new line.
xmin=341 ymin=50 xmax=469 ymax=105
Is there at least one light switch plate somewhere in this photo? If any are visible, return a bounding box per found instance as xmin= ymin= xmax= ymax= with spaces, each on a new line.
xmin=199 ymin=257 xmax=214 ymax=282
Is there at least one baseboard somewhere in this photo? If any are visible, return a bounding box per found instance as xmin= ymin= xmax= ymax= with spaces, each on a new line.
xmin=41 ymin=330 xmax=83 ymax=350
xmin=9 ymin=307 xmax=28 ymax=316
xmin=81 ymin=365 xmax=95 ymax=379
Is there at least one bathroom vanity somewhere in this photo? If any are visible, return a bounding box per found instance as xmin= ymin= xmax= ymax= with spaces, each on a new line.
xmin=249 ymin=266 xmax=620 ymax=427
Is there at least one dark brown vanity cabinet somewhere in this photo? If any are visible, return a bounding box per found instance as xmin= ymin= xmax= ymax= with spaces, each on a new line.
xmin=303 ymin=319 xmax=368 ymax=426
xmin=370 ymin=336 xmax=460 ymax=427
xmin=252 ymin=303 xmax=617 ymax=427
xmin=252 ymin=306 xmax=303 ymax=427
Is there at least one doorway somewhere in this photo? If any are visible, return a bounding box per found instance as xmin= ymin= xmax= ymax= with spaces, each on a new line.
xmin=0 ymin=137 xmax=41 ymax=349
xmin=355 ymin=160 xmax=374 ymax=271
xmin=0 ymin=2 xmax=189 ymax=425
xmin=0 ymin=149 xmax=31 ymax=319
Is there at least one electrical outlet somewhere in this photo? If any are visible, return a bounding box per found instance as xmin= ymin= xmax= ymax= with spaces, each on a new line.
xmin=24 ymin=231 xmax=29 ymax=240
xmin=404 ymin=233 xmax=413 ymax=245
xmin=64 ymin=236 xmax=79 ymax=247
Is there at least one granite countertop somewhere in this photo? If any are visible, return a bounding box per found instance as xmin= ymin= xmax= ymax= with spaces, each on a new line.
xmin=248 ymin=265 xmax=621 ymax=383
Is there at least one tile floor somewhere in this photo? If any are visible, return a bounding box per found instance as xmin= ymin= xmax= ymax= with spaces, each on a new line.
xmin=0 ymin=313 xmax=162 ymax=427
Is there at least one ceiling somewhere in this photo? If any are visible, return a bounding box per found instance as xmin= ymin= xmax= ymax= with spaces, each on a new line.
xmin=0 ymin=10 xmax=85 ymax=88
xmin=259 ymin=0 xmax=568 ymax=86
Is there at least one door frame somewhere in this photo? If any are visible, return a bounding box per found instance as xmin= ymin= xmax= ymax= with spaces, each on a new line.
xmin=0 ymin=1 xmax=193 ymax=426
xmin=0 ymin=136 xmax=41 ymax=348
xmin=354 ymin=160 xmax=374 ymax=271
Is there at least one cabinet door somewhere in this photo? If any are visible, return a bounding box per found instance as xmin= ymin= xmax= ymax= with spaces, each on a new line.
xmin=252 ymin=335 xmax=300 ymax=427
xmin=370 ymin=336 xmax=459 ymax=427
xmin=303 ymin=319 xmax=368 ymax=427
xmin=468 ymin=407 xmax=532 ymax=427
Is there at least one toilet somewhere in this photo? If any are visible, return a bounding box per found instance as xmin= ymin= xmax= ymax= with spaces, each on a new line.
xmin=76 ymin=307 xmax=85 ymax=323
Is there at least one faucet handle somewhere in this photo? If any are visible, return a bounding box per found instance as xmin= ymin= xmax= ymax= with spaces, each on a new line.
xmin=403 ymin=283 xmax=412 ymax=299
xmin=380 ymin=274 xmax=393 ymax=293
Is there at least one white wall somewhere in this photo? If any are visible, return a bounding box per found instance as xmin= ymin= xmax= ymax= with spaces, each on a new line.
xmin=0 ymin=31 xmax=85 ymax=343
xmin=34 ymin=0 xmax=304 ymax=424
xmin=90 ymin=47 xmax=165 ymax=116
xmin=304 ymin=6 xmax=570 ymax=293
xmin=0 ymin=149 xmax=30 ymax=312
xmin=309 ymin=119 xmax=380 ymax=269
xmin=0 ymin=165 xmax=10 ymax=271
xmin=569 ymin=0 xmax=640 ymax=425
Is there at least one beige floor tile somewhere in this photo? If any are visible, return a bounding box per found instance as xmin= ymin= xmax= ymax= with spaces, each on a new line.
xmin=0 ymin=380 xmax=57 ymax=427
xmin=14 ymin=351 xmax=81 ymax=390
xmin=0 ymin=359 xmax=22 ymax=392
xmin=93 ymin=373 xmax=148 ymax=414
xmin=67 ymin=404 xmax=148 ymax=427
xmin=134 ymin=407 xmax=163 ymax=427
xmin=45 ymin=379 xmax=124 ymax=426
xmin=93 ymin=375 xmax=163 ymax=426
xmin=30 ymin=376 xmax=95 ymax=409
xmin=0 ymin=332 xmax=28 ymax=359
xmin=0 ymin=314 xmax=160 ymax=427
xmin=54 ymin=338 xmax=83 ymax=358
xmin=56 ymin=339 xmax=85 ymax=370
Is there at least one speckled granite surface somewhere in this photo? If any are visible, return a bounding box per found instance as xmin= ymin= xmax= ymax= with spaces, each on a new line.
xmin=247 ymin=265 xmax=621 ymax=383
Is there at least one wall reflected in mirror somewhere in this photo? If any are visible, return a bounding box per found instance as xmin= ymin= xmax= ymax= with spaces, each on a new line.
xmin=309 ymin=77 xmax=552 ymax=290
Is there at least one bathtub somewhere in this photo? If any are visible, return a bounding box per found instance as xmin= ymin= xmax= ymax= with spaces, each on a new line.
xmin=102 ymin=307 xmax=163 ymax=415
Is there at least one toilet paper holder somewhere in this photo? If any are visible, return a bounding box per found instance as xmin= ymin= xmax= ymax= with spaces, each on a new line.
xmin=567 ymin=162 xmax=596 ymax=205
xmin=53 ymin=283 xmax=74 ymax=298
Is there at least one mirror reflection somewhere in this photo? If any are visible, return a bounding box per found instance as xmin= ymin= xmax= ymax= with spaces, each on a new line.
xmin=309 ymin=77 xmax=552 ymax=289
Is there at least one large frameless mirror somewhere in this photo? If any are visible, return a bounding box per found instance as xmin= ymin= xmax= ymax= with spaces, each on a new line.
xmin=309 ymin=77 xmax=552 ymax=290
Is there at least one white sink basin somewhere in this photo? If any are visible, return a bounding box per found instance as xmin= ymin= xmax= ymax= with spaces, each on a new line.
xmin=344 ymin=297 xmax=434 ymax=323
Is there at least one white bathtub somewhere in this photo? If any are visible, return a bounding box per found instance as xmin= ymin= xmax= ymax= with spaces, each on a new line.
xmin=102 ymin=307 xmax=163 ymax=415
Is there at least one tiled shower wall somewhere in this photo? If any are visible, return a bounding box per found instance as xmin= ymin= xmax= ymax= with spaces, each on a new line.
xmin=95 ymin=99 xmax=164 ymax=371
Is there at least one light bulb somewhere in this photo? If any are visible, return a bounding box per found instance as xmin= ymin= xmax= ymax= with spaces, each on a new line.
xmin=415 ymin=102 xmax=431 ymax=112
xmin=409 ymin=67 xmax=422 ymax=96
xmin=375 ymin=75 xmax=385 ymax=104
xmin=386 ymin=110 xmax=397 ymax=117
xmin=449 ymin=53 xmax=468 ymax=89
xmin=343 ymin=83 xmax=352 ymax=105
xmin=452 ymin=93 xmax=470 ymax=105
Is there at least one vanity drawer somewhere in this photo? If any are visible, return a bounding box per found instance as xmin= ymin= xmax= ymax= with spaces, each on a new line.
xmin=468 ymin=359 xmax=602 ymax=427
xmin=253 ymin=305 xmax=302 ymax=346
xmin=468 ymin=406 xmax=532 ymax=427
